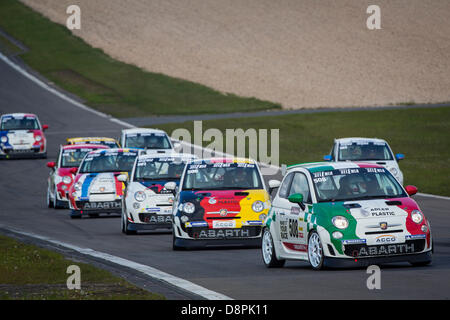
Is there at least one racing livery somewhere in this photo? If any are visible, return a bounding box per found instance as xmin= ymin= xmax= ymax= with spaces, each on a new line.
xmin=0 ymin=113 xmax=48 ymax=159
xmin=172 ymin=158 xmax=270 ymax=249
xmin=323 ymin=137 xmax=405 ymax=184
xmin=120 ymin=128 xmax=178 ymax=153
xmin=68 ymin=148 xmax=138 ymax=218
xmin=46 ymin=144 xmax=109 ymax=208
xmin=262 ymin=162 xmax=432 ymax=270
xmin=121 ymin=152 xmax=196 ymax=234
xmin=66 ymin=137 xmax=120 ymax=148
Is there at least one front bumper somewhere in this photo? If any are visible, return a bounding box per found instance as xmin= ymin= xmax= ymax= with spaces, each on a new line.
xmin=126 ymin=220 xmax=172 ymax=231
xmin=174 ymin=236 xmax=262 ymax=249
xmin=72 ymin=200 xmax=122 ymax=214
xmin=324 ymin=250 xmax=432 ymax=268
xmin=0 ymin=147 xmax=46 ymax=159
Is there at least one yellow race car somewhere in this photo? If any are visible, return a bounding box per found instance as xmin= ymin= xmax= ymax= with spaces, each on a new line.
xmin=66 ymin=137 xmax=120 ymax=149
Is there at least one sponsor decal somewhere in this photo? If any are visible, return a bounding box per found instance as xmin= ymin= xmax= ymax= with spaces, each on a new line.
xmin=144 ymin=214 xmax=172 ymax=224
xmin=194 ymin=229 xmax=251 ymax=239
xmin=290 ymin=206 xmax=300 ymax=215
xmin=351 ymin=243 xmax=415 ymax=257
xmin=212 ymin=220 xmax=236 ymax=229
xmin=405 ymin=234 xmax=426 ymax=240
xmin=186 ymin=221 xmax=208 ymax=228
xmin=379 ymin=222 xmax=388 ymax=230
xmin=342 ymin=239 xmax=367 ymax=245
xmin=208 ymin=197 xmax=217 ymax=204
xmin=375 ymin=235 xmax=397 ymax=244
xmin=283 ymin=242 xmax=308 ymax=252
xmin=246 ymin=220 xmax=263 ymax=226
xmin=83 ymin=201 xmax=121 ymax=210
xmin=279 ymin=220 xmax=288 ymax=240
xmin=370 ymin=207 xmax=395 ymax=217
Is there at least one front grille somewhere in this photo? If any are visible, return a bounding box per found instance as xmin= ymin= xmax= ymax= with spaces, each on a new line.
xmin=344 ymin=239 xmax=425 ymax=258
xmin=365 ymin=229 xmax=403 ymax=235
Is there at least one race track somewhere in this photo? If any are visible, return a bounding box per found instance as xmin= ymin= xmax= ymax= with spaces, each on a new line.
xmin=0 ymin=56 xmax=449 ymax=299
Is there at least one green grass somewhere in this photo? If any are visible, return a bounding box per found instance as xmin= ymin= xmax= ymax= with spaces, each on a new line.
xmin=156 ymin=107 xmax=450 ymax=196
xmin=0 ymin=0 xmax=280 ymax=117
xmin=0 ymin=234 xmax=164 ymax=300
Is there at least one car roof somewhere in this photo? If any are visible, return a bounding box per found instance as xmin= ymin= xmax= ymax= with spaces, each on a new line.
xmin=61 ymin=144 xmax=109 ymax=150
xmin=287 ymin=161 xmax=384 ymax=173
xmin=188 ymin=157 xmax=257 ymax=165
xmin=122 ymin=128 xmax=168 ymax=135
xmin=87 ymin=148 xmax=139 ymax=155
xmin=67 ymin=137 xmax=118 ymax=142
xmin=335 ymin=137 xmax=387 ymax=144
xmin=137 ymin=152 xmax=196 ymax=161
xmin=1 ymin=113 xmax=37 ymax=118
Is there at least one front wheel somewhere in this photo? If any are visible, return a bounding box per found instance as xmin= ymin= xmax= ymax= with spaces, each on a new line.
xmin=262 ymin=228 xmax=285 ymax=268
xmin=46 ymin=186 xmax=53 ymax=208
xmin=308 ymin=231 xmax=325 ymax=270
xmin=122 ymin=212 xmax=136 ymax=235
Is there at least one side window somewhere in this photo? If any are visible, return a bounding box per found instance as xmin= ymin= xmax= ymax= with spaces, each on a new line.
xmin=288 ymin=173 xmax=311 ymax=203
xmin=278 ymin=173 xmax=294 ymax=199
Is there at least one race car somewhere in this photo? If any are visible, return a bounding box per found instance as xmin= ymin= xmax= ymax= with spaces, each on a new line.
xmin=120 ymin=152 xmax=196 ymax=235
xmin=67 ymin=148 xmax=139 ymax=218
xmin=170 ymin=158 xmax=270 ymax=249
xmin=46 ymin=144 xmax=110 ymax=208
xmin=120 ymin=128 xmax=178 ymax=153
xmin=323 ymin=137 xmax=405 ymax=184
xmin=262 ymin=162 xmax=432 ymax=270
xmin=0 ymin=113 xmax=48 ymax=159
xmin=66 ymin=137 xmax=120 ymax=148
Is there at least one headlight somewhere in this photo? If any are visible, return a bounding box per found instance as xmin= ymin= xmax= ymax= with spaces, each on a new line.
xmin=62 ymin=176 xmax=72 ymax=184
xmin=74 ymin=182 xmax=82 ymax=191
xmin=1 ymin=136 xmax=7 ymax=143
xmin=332 ymin=216 xmax=349 ymax=229
xmin=252 ymin=201 xmax=265 ymax=213
xmin=35 ymin=135 xmax=42 ymax=142
xmin=134 ymin=191 xmax=146 ymax=202
xmin=259 ymin=213 xmax=267 ymax=222
xmin=183 ymin=202 xmax=195 ymax=214
xmin=411 ymin=210 xmax=423 ymax=224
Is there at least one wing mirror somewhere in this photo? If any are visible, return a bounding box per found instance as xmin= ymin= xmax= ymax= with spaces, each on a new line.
xmin=288 ymin=193 xmax=305 ymax=210
xmin=69 ymin=167 xmax=78 ymax=175
xmin=42 ymin=124 xmax=49 ymax=131
xmin=46 ymin=161 xmax=56 ymax=169
xmin=268 ymin=179 xmax=281 ymax=195
xmin=117 ymin=174 xmax=128 ymax=183
xmin=395 ymin=153 xmax=405 ymax=161
xmin=173 ymin=142 xmax=181 ymax=151
xmin=164 ymin=181 xmax=177 ymax=195
xmin=323 ymin=155 xmax=332 ymax=161
xmin=405 ymin=185 xmax=418 ymax=196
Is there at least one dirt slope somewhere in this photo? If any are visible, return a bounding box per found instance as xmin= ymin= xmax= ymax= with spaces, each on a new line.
xmin=20 ymin=0 xmax=450 ymax=109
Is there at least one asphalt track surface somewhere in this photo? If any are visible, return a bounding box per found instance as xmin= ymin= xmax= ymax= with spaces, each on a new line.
xmin=1 ymin=56 xmax=450 ymax=300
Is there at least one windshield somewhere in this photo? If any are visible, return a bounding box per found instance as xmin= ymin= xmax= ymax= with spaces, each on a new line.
xmin=1 ymin=116 xmax=39 ymax=130
xmin=70 ymin=140 xmax=119 ymax=148
xmin=61 ymin=148 xmax=95 ymax=168
xmin=134 ymin=157 xmax=187 ymax=180
xmin=338 ymin=142 xmax=393 ymax=161
xmin=125 ymin=133 xmax=171 ymax=149
xmin=182 ymin=162 xmax=263 ymax=190
xmin=312 ymin=167 xmax=406 ymax=202
xmin=79 ymin=151 xmax=137 ymax=173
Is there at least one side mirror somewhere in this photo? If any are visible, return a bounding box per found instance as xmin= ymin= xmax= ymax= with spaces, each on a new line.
xmin=117 ymin=174 xmax=128 ymax=183
xmin=288 ymin=193 xmax=305 ymax=210
xmin=173 ymin=142 xmax=181 ymax=151
xmin=323 ymin=155 xmax=332 ymax=161
xmin=268 ymin=180 xmax=281 ymax=197
xmin=396 ymin=153 xmax=405 ymax=161
xmin=46 ymin=161 xmax=56 ymax=169
xmin=69 ymin=167 xmax=78 ymax=175
xmin=42 ymin=124 xmax=49 ymax=131
xmin=405 ymin=185 xmax=418 ymax=196
xmin=165 ymin=182 xmax=177 ymax=195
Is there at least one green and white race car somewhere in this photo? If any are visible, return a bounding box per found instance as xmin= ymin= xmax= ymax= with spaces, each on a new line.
xmin=262 ymin=162 xmax=432 ymax=270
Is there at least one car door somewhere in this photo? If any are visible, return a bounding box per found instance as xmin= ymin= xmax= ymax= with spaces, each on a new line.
xmin=284 ymin=172 xmax=312 ymax=251
xmin=270 ymin=172 xmax=294 ymax=244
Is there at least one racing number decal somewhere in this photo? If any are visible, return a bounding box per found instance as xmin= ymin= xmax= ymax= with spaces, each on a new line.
xmin=288 ymin=218 xmax=298 ymax=238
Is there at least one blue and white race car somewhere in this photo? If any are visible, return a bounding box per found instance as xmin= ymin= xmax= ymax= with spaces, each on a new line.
xmin=0 ymin=113 xmax=48 ymax=159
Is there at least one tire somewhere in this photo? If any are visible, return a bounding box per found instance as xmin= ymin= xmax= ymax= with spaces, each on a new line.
xmin=172 ymin=231 xmax=184 ymax=251
xmin=70 ymin=210 xmax=82 ymax=219
xmin=122 ymin=211 xmax=136 ymax=235
xmin=46 ymin=186 xmax=54 ymax=208
xmin=261 ymin=228 xmax=285 ymax=268
xmin=307 ymin=231 xmax=325 ymax=270
xmin=53 ymin=187 xmax=64 ymax=209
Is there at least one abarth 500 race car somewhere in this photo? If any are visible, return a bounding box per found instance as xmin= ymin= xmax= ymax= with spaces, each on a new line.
xmin=66 ymin=137 xmax=120 ymax=149
xmin=120 ymin=128 xmax=179 ymax=153
xmin=170 ymin=158 xmax=271 ymax=250
xmin=67 ymin=148 xmax=138 ymax=218
xmin=46 ymin=144 xmax=110 ymax=209
xmin=323 ymin=137 xmax=405 ymax=184
xmin=120 ymin=152 xmax=197 ymax=235
xmin=262 ymin=162 xmax=432 ymax=270
xmin=0 ymin=113 xmax=48 ymax=159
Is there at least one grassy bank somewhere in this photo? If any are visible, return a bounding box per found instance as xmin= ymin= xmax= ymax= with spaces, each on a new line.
xmin=0 ymin=0 xmax=280 ymax=117
xmin=0 ymin=234 xmax=164 ymax=300
xmin=157 ymin=107 xmax=450 ymax=196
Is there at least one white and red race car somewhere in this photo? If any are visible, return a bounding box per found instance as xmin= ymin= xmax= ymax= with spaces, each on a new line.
xmin=46 ymin=144 xmax=109 ymax=209
xmin=0 ymin=113 xmax=48 ymax=159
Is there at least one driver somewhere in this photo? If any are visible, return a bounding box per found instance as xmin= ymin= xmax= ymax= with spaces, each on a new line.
xmin=146 ymin=136 xmax=160 ymax=149
xmin=228 ymin=167 xmax=253 ymax=187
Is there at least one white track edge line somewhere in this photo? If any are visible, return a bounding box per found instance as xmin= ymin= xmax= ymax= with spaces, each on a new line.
xmin=3 ymin=226 xmax=232 ymax=300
